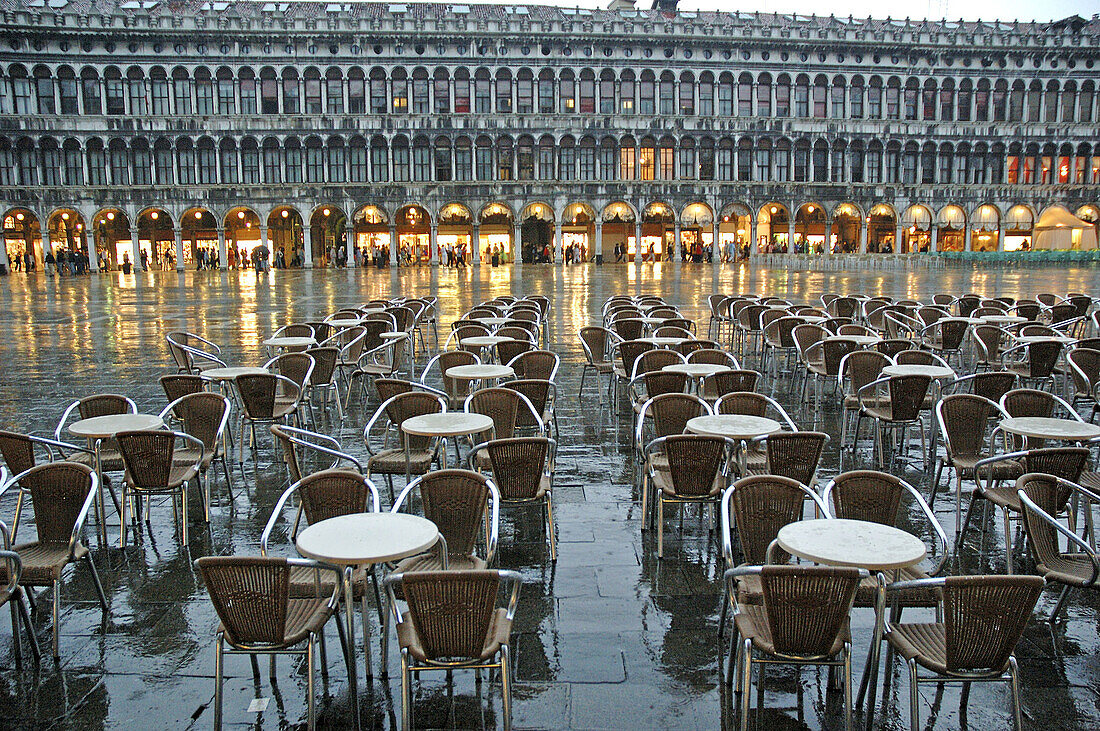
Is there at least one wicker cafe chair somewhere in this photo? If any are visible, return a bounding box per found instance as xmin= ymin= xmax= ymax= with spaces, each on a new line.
xmin=507 ymin=349 xmax=560 ymax=381
xmin=233 ymin=372 xmax=302 ymax=463
xmin=420 ymin=350 xmax=481 ymax=409
xmin=470 ymin=436 xmax=558 ymax=561
xmin=264 ymin=352 xmax=317 ymax=424
xmin=159 ymin=392 xmax=233 ymax=511
xmin=931 ymin=394 xmax=1008 ymax=534
xmin=854 ymin=374 xmax=932 ymax=468
xmin=883 ymin=575 xmax=1044 ymax=731
xmin=362 ymin=391 xmax=446 ymax=502
xmin=725 ymin=565 xmax=865 ymax=731
xmin=304 ymin=345 xmax=345 ymax=420
xmin=1018 ymin=473 xmax=1100 ymax=622
xmin=0 ymin=520 xmax=40 ymax=668
xmin=385 ymin=569 xmax=522 ymax=731
xmin=159 ymin=374 xmax=206 ymax=403
xmin=960 ymin=449 xmax=1090 ymax=573
xmin=645 ymin=434 xmax=733 ymax=558
xmin=703 ymin=369 xmax=761 ymax=401
xmin=196 ymin=556 xmax=347 ymax=730
xmin=838 ymin=350 xmax=891 ymax=449
xmin=166 ymin=331 xmax=226 ymax=373
xmin=0 ymin=462 xmax=108 ymax=658
xmin=269 ymin=424 xmax=365 ymax=490
xmin=746 ymin=431 xmax=829 ymax=486
xmin=0 ymin=430 xmax=94 ymax=479
xmin=636 ymin=393 xmax=711 ymax=519
xmin=260 ymin=469 xmax=381 ymax=662
xmin=115 ymin=429 xmax=207 ymax=548
xmin=464 ymin=388 xmax=543 ymax=469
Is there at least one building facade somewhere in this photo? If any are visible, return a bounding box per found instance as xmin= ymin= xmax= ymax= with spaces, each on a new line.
xmin=0 ymin=0 xmax=1098 ymax=271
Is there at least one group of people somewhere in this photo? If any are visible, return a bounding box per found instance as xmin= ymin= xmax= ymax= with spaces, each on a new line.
xmin=44 ymin=248 xmax=92 ymax=275
xmin=441 ymin=242 xmax=468 ymax=267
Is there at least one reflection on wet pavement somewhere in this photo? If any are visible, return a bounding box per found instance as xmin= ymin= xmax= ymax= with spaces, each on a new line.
xmin=0 ymin=262 xmax=1098 ymax=729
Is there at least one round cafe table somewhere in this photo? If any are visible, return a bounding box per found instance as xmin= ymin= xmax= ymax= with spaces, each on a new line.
xmin=445 ymin=363 xmax=514 ymax=383
xmin=263 ymin=336 xmax=316 ymax=350
xmin=881 ymin=364 xmax=955 ymax=380
xmin=999 ymin=416 xmax=1100 ymax=443
xmin=69 ymin=412 xmax=164 ymax=543
xmin=402 ymin=412 xmax=496 ymax=468
xmin=200 ymin=366 xmax=268 ymax=381
xmin=686 ymin=414 xmax=781 ymax=441
xmin=460 ymin=335 xmax=512 ymax=349
xmin=981 ymin=315 xmax=1027 ymax=326
xmin=663 ymin=362 xmax=732 ymax=392
xmin=827 ymin=334 xmax=880 ymax=347
xmin=776 ymin=518 xmax=927 ymax=724
xmin=296 ymin=512 xmax=442 ymax=683
xmin=470 ymin=316 xmax=511 ymax=328
xmin=640 ymin=336 xmax=689 ymax=347
xmin=1014 ymin=334 xmax=1076 ymax=345
xmin=325 ymin=317 xmax=363 ymax=329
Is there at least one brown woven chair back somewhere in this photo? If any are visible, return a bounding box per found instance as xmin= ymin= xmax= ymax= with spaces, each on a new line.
xmin=1023 ymin=447 xmax=1089 ymax=483
xmin=0 ymin=430 xmax=38 ymax=475
xmin=496 ymin=338 xmax=533 ymax=364
xmin=662 ymin=318 xmax=696 ymax=334
xmin=792 ymin=324 xmax=826 ymax=358
xmin=486 ymin=437 xmax=550 ymax=500
xmin=767 ymin=316 xmax=802 ymax=348
xmin=503 ymin=380 xmax=550 ymax=429
xmin=822 ymin=338 xmax=858 ymax=375
xmin=687 ymin=349 xmax=738 ymax=368
xmin=885 ymin=375 xmax=931 ymax=422
xmin=400 ymin=570 xmax=501 ymax=660
xmin=160 ymin=374 xmax=206 ymax=403
xmin=937 ymin=320 xmax=969 ymax=351
xmin=654 ymin=326 xmax=694 ymax=340
xmin=706 ymin=370 xmax=760 ymax=397
xmin=78 ymin=394 xmax=133 ymax=419
xmin=663 ymin=435 xmax=726 ymax=497
xmin=738 ymin=304 xmax=768 ymax=332
xmin=828 ymin=470 xmax=905 ymax=525
xmin=269 ymin=425 xmax=303 ymax=484
xmin=388 ymin=306 xmax=414 ymax=332
xmin=729 ymin=475 xmax=812 ymax=565
xmin=20 ymin=462 xmax=95 ymax=544
xmin=649 ymin=393 xmax=708 ymax=438
xmin=117 ymin=430 xmax=177 ymax=489
xmin=1023 ymin=341 xmax=1063 ymax=379
xmin=837 ymin=324 xmax=874 ymax=337
xmin=917 ymin=307 xmax=946 ymax=327
xmin=511 ymin=350 xmax=558 ymax=381
xmin=417 ymin=470 xmax=491 ymax=557
xmin=279 ymin=324 xmax=315 ymax=339
xmin=1014 ymin=301 xmax=1042 ymax=321
xmin=375 ymin=378 xmax=415 ymax=403
xmin=306 ymin=321 xmax=332 ymax=343
xmin=297 ymin=469 xmax=375 ymax=526
xmin=361 ymin=319 xmax=390 ymax=352
xmin=617 ymin=340 xmax=656 ymax=377
xmin=761 ymin=565 xmax=861 ymax=657
xmin=306 ymin=347 xmax=340 ymax=385
xmin=385 ymin=392 xmax=444 ymax=451
xmin=875 ymin=339 xmax=911 ymax=359
xmin=829 ymin=297 xmax=859 ymax=319
xmin=894 ymin=349 xmax=936 ymax=366
xmin=1068 ymin=348 xmax=1100 ymax=395
xmin=270 ymin=353 xmax=314 ymax=392
xmin=764 ymin=431 xmax=828 ymax=486
xmin=236 ymin=373 xmax=280 ymax=419
xmin=509 ymin=308 xmax=540 ymax=324
xmin=715 ymin=392 xmax=769 ymax=417
xmin=1018 ymin=474 xmax=1069 ymax=577
xmin=169 ymin=392 xmax=227 ymax=450
xmin=467 ymin=388 xmax=521 ymax=441
xmin=636 ymin=349 xmax=681 ymax=375
xmin=1068 ymin=295 xmax=1092 ymax=318
xmin=956 ymin=296 xmax=980 ymax=318
xmin=642 ymin=371 xmax=690 ymax=398
xmin=845 ymin=351 xmax=890 ymax=394
xmin=941 ymin=575 xmax=1044 ymax=672
xmin=1002 ymin=388 xmax=1057 ymax=418
xmin=198 ymin=556 xmax=290 ymax=646
xmin=969 ymin=371 xmax=1017 ymax=403
xmin=342 ymin=327 xmax=369 ymax=363
xmin=438 ymin=350 xmax=479 ymax=401
xmin=1019 ymin=324 xmax=1059 ymax=338
xmin=1049 ymin=303 xmax=1077 ymax=326
xmin=940 ymin=394 xmax=997 ymax=460
xmin=579 ymin=327 xmax=610 ymax=364
xmin=613 ymin=318 xmax=645 ymax=341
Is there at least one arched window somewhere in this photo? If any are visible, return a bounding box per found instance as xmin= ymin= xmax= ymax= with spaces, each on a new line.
xmin=369 ymin=67 xmax=387 ymax=113
xmin=1061 ymin=81 xmax=1076 ymax=123
xmin=558 ymin=135 xmax=575 ymax=180
xmin=347 ymin=68 xmax=365 ymax=114
xmin=349 ymin=135 xmax=368 ymax=182
xmin=474 ymin=68 xmax=491 ymax=113
xmin=518 ymin=69 xmax=534 ymax=113
xmin=1080 ymin=81 xmax=1094 ymax=123
xmin=900 ymin=141 xmax=917 ymax=184
xmin=282 ymin=68 xmax=300 ymax=114
xmin=538 ymin=69 xmax=554 ymax=113
xmin=679 ymin=71 xmax=694 ymax=115
xmin=579 ymin=69 xmax=595 ymax=113
xmin=393 ymin=134 xmax=412 ymax=181
xmin=599 ymin=69 xmax=615 ymax=114
xmin=658 ymin=136 xmax=675 ymax=179
xmin=538 ymin=135 xmax=555 ymax=179
xmin=659 ymin=72 xmax=675 ymax=115
xmin=412 ymin=67 xmax=429 ymax=113
xmin=327 ymin=136 xmax=345 ymax=182
xmin=63 ymin=138 xmax=83 ymax=185
xmin=33 ymin=66 xmax=55 ymax=115
xmin=1044 ymin=80 xmax=1058 ymax=123
xmin=219 ymin=138 xmax=238 ymax=184
xmin=194 ymin=67 xmax=214 ymax=115
xmin=922 ymin=78 xmax=937 ymax=120
xmin=176 ymin=137 xmax=195 ymax=185
xmin=58 ymin=66 xmax=79 ymax=114
xmin=39 ymin=137 xmax=60 ymax=186
xmin=679 ymin=137 xmax=696 ymax=180
xmin=83 ymin=67 xmax=103 ymax=115
xmin=517 ymin=135 xmax=536 ymax=180
xmin=304 ymin=67 xmax=322 ymax=114
xmin=812 ymin=139 xmax=828 ymax=181
xmin=1009 ymin=80 xmax=1025 ymax=121
xmin=434 ymin=68 xmax=450 ymax=113
xmin=829 ymin=139 xmax=844 ymax=181
xmin=718 ymin=72 xmax=734 ymax=116
xmin=848 ymin=140 xmax=864 ymax=182
xmin=370 ymin=135 xmax=388 ymax=181
xmin=886 ymin=77 xmax=902 ymax=119
xmin=920 ymin=142 xmax=936 ymax=184
xmin=560 ymin=69 xmax=575 ymax=113
xmin=412 ymin=135 xmax=431 ymax=181
xmin=284 ymin=136 xmax=302 ymax=183
xmin=391 ymin=68 xmax=408 ymax=112
xmin=434 ymin=136 xmax=452 ymax=181
xmin=216 ymin=67 xmax=235 ymax=115
xmin=794 ymin=74 xmax=809 ymax=117
xmin=813 ymin=75 xmax=827 ymax=118
xmin=699 ymin=137 xmax=715 ymax=180
xmin=86 ymin=137 xmax=106 ymax=184
xmin=830 ymin=75 xmax=845 ymax=118
xmin=454 ymin=136 xmax=472 ymax=180
xmin=849 ymin=75 xmax=863 ymax=118
xmin=737 ymin=73 xmax=753 ymax=117
xmin=577 ymin=135 xmax=595 ymax=180
xmin=619 ymin=135 xmax=636 ymax=179
xmin=994 ymin=79 xmax=1010 ymax=121
xmin=104 ymin=67 xmax=126 ymax=115
xmin=474 ymin=136 xmax=492 ymax=180
xmin=262 ymin=137 xmax=282 ymax=183
xmin=0 ymin=138 xmax=13 ymax=187
xmin=454 ymin=68 xmax=470 ymax=113
xmin=793 ymin=138 xmax=809 ymax=181
xmin=326 ymin=68 xmax=343 ymax=114
xmin=975 ymin=79 xmax=990 ymax=121
xmin=754 ymin=137 xmax=771 ymax=181
xmin=737 ymin=137 xmax=752 ymax=181
xmin=260 ymin=67 xmax=279 ymax=114
xmin=154 ymin=137 xmax=173 ymax=184
xmin=867 ymin=76 xmax=883 ymax=118
xmin=866 ymin=140 xmax=882 ymax=183
xmin=699 ymin=71 xmax=714 ymax=116
xmin=241 ymin=136 xmax=259 ymax=183
xmin=716 ymin=137 xmax=733 ymax=180
xmin=196 ymin=137 xmax=216 ymax=184
xmin=599 ymin=136 xmax=616 ymax=180
xmin=16 ymin=137 xmax=37 ymax=186
xmin=239 ymin=68 xmax=257 ymax=114
xmin=640 ymin=136 xmax=656 ymax=180
xmin=774 ymin=138 xmax=791 ymax=181
xmin=904 ymin=78 xmax=920 ymax=120
xmin=937 ymin=143 xmax=953 ymax=184
xmin=775 ymin=74 xmax=791 ymax=117
xmin=957 ymin=79 xmax=972 ymax=121
xmin=757 ymin=73 xmax=772 ymax=117
xmin=496 ymin=136 xmax=513 ymax=180
xmin=131 ymin=137 xmax=151 ymax=185
xmin=639 ymin=70 xmax=655 ymax=115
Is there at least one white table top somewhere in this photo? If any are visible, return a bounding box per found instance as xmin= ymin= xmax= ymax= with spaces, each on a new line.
xmin=981 ymin=315 xmax=1027 ymax=325
xmin=638 ymin=317 xmax=667 ymax=325
xmin=69 ymin=413 xmax=164 ymax=439
xmin=641 ymin=336 xmax=690 ymax=346
xmin=445 ymin=364 xmax=515 ymax=381
xmin=1015 ymin=335 xmax=1076 ymax=345
xmin=777 ymin=519 xmax=927 ymax=571
xmin=380 ymin=331 xmax=408 ymax=339
xmin=295 ymin=513 xmax=440 ymax=566
xmin=686 ymin=414 xmax=781 ymax=440
xmin=402 ymin=412 xmax=495 ymax=437
xmin=471 ymin=316 xmax=511 ymax=327
xmin=827 ymin=334 xmax=881 ymax=346
xmin=325 ymin=318 xmax=362 ymax=328
xmin=663 ymin=363 xmax=732 ymax=378
xmin=999 ymin=416 xmax=1100 ymax=441
xmin=263 ymin=336 xmax=317 ymax=348
xmin=201 ymin=366 xmax=269 ymax=381
xmin=798 ymin=315 xmax=828 ymax=324
xmin=460 ymin=335 xmax=511 ymax=347
xmin=882 ymin=364 xmax=955 ymax=379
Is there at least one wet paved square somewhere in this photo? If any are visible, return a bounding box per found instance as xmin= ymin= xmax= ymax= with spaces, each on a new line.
xmin=1 ymin=261 xmax=1099 ymax=729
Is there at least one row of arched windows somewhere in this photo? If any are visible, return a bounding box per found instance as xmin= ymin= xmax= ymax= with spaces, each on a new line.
xmin=2 ymin=63 xmax=1097 ymax=125
xmin=2 ymin=135 xmax=1099 ymax=188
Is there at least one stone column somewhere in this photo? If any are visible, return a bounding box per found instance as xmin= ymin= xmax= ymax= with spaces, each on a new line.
xmin=787 ymin=219 xmax=795 ymax=258
xmin=822 ymin=217 xmax=832 ymax=255
xmin=595 ymin=223 xmax=603 ymax=262
xmin=304 ymin=226 xmax=315 ymax=268
xmin=634 ymin=220 xmax=643 ymax=264
xmin=749 ymin=219 xmax=757 ymax=260
xmin=929 ymin=224 xmax=939 ymax=253
xmin=174 ymin=227 xmax=185 ymax=271
xmin=388 ymin=223 xmax=397 ymax=266
xmin=429 ymin=224 xmax=439 ymax=265
xmin=553 ymin=221 xmax=562 ymax=264
xmin=85 ymin=227 xmax=99 ymax=272
xmin=964 ymin=226 xmax=973 ymax=252
xmin=712 ymin=219 xmax=721 ymax=268
xmin=895 ymin=224 xmax=905 ymax=254
xmin=131 ymin=230 xmax=143 ymax=271
xmin=259 ymin=226 xmax=269 ymax=265
xmin=996 ymin=223 xmax=1005 ymax=252
xmin=216 ymin=228 xmax=227 ymax=269
xmin=471 ymin=223 xmax=481 ymax=264
xmin=0 ymin=235 xmax=9 ymax=273
xmin=673 ymin=221 xmax=682 ymax=262
xmin=518 ymin=221 xmax=527 ymax=265
xmin=859 ymin=219 xmax=869 ymax=254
